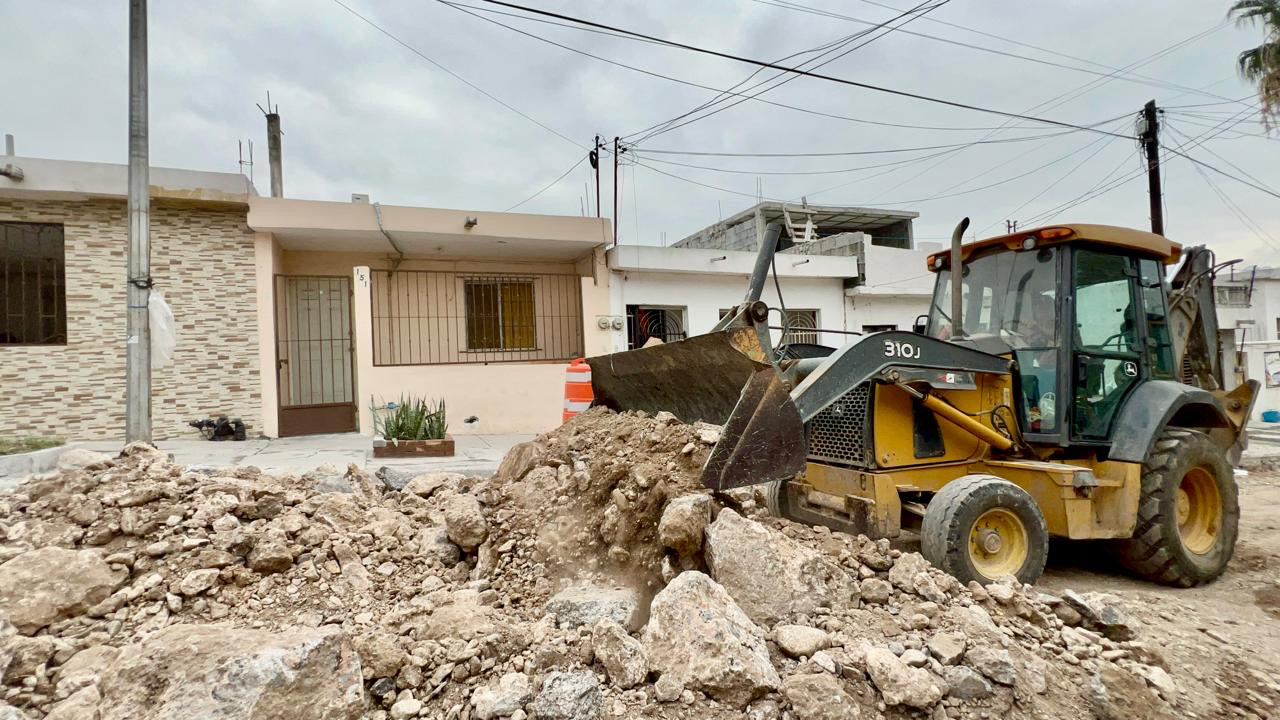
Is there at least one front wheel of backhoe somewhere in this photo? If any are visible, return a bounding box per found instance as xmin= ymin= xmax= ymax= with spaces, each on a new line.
xmin=1116 ymin=428 xmax=1239 ymax=587
xmin=921 ymin=475 xmax=1049 ymax=586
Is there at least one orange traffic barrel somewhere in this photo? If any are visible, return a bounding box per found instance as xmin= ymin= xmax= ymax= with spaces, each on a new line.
xmin=563 ymin=358 xmax=593 ymax=423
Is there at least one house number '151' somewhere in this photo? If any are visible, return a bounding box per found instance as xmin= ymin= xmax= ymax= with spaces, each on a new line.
xmin=884 ymin=340 xmax=920 ymax=359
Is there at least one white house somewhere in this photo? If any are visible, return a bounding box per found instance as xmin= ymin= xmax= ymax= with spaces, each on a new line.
xmin=612 ymin=201 xmax=935 ymax=351
xmin=1216 ymin=266 xmax=1280 ymax=420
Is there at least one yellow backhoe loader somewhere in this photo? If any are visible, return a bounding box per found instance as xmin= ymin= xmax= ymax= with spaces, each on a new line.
xmin=588 ymin=220 xmax=1258 ymax=586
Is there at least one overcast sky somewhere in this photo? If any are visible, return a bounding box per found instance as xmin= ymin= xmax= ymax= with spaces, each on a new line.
xmin=3 ymin=0 xmax=1277 ymax=266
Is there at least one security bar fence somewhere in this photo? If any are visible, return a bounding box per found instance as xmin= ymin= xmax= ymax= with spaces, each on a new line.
xmin=1 ymin=222 xmax=66 ymax=346
xmin=371 ymin=269 xmax=584 ymax=366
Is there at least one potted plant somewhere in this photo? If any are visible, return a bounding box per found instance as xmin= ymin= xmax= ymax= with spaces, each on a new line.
xmin=372 ymin=395 xmax=454 ymax=458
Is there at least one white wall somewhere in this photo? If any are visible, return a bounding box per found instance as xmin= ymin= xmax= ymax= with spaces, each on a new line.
xmin=1244 ymin=341 xmax=1280 ymax=421
xmin=847 ymin=295 xmax=930 ymax=332
xmin=607 ymin=270 xmax=849 ymax=351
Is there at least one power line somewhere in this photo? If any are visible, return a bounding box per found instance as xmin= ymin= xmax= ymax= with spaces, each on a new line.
xmin=504 ymin=154 xmax=588 ymax=211
xmin=437 ymin=0 xmax=1050 ymax=133
xmin=752 ymin=0 xmax=1248 ymax=107
xmin=331 ymin=0 xmax=583 ymax=149
xmin=632 ymin=131 xmax=1085 ymax=157
xmin=635 ymin=146 xmax=965 ymax=176
xmin=978 ymin=133 xmax=1123 ymax=234
xmin=1164 ymin=146 xmax=1280 ymax=200
xmin=472 ymin=0 xmax=1135 ymax=138
xmin=630 ymin=0 xmax=951 ymax=145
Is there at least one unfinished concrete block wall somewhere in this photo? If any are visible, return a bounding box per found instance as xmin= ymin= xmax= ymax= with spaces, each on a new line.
xmin=0 ymin=198 xmax=262 ymax=441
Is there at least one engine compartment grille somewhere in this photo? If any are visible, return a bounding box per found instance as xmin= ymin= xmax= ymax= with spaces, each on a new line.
xmin=806 ymin=382 xmax=874 ymax=468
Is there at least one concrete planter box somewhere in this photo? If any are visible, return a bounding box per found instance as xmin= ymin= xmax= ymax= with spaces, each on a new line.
xmin=0 ymin=445 xmax=70 ymax=480
xmin=373 ymin=435 xmax=455 ymax=458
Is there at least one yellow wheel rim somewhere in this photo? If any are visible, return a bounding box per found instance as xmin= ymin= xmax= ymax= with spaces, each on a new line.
xmin=968 ymin=508 xmax=1029 ymax=579
xmin=1176 ymin=466 xmax=1221 ymax=555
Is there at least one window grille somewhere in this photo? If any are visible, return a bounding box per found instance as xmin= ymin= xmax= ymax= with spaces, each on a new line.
xmin=1 ymin=222 xmax=66 ymax=346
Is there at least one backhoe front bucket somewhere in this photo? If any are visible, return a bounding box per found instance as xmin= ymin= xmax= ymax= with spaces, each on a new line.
xmin=701 ymin=366 xmax=807 ymax=491
xmin=586 ymin=326 xmax=772 ymax=426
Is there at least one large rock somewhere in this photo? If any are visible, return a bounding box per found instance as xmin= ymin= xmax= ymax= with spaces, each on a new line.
xmin=774 ymin=625 xmax=829 ymax=658
xmin=592 ymin=620 xmax=646 ymax=689
xmin=926 ymin=631 xmax=966 ymax=666
xmin=443 ymin=494 xmax=489 ymax=552
xmin=353 ymin=631 xmax=405 ymax=679
xmin=402 ymin=472 xmax=461 ymax=499
xmin=1062 ymin=590 xmax=1136 ymax=641
xmin=643 ymin=571 xmax=780 ymax=708
xmin=495 ymin=440 xmax=545 ymax=483
xmin=703 ymin=509 xmax=853 ymax=626
xmin=783 ymin=673 xmax=861 ymax=720
xmin=44 ymin=686 xmax=99 ymax=720
xmin=865 ymin=647 xmax=943 ymax=709
xmin=533 ymin=670 xmax=602 ymax=720
xmin=471 ymin=672 xmax=532 ymax=720
xmin=546 ymin=586 xmax=641 ymax=632
xmin=658 ymin=494 xmax=711 ymax=556
xmin=55 ymin=645 xmax=120 ymax=696
xmin=1088 ymin=664 xmax=1164 ymax=720
xmin=56 ymin=448 xmax=113 ymax=472
xmin=94 ymin=624 xmax=364 ymax=720
xmin=965 ymin=645 xmax=1016 ymax=686
xmin=0 ymin=548 xmax=125 ymax=634
xmin=945 ymin=666 xmax=994 ymax=700
xmin=0 ymin=703 xmax=29 ymax=720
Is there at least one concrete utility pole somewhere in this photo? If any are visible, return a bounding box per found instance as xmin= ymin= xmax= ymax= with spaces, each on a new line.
xmin=1140 ymin=100 xmax=1164 ymax=236
xmin=266 ymin=108 xmax=284 ymax=198
xmin=126 ymin=0 xmax=152 ymax=443
xmin=612 ymin=136 xmax=619 ymax=246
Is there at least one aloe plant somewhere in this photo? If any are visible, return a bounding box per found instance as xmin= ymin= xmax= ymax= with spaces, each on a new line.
xmin=374 ymin=396 xmax=448 ymax=441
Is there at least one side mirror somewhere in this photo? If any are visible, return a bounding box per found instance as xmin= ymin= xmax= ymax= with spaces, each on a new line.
xmin=913 ymin=314 xmax=929 ymax=335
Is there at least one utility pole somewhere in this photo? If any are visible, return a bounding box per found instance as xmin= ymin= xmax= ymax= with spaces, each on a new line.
xmin=126 ymin=0 xmax=152 ymax=443
xmin=1140 ymin=100 xmax=1164 ymax=236
xmin=612 ymin=136 xmax=620 ymax=245
xmin=591 ymin=135 xmax=601 ymax=218
xmin=266 ymin=102 xmax=284 ymax=198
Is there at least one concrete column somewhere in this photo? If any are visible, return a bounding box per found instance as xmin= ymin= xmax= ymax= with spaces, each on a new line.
xmin=352 ymin=266 xmax=375 ymax=434
xmin=253 ymin=232 xmax=280 ymax=437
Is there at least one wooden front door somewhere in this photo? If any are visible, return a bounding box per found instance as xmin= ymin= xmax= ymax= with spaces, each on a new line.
xmin=274 ymin=275 xmax=357 ymax=436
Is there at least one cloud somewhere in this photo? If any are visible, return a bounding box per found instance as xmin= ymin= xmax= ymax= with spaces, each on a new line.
xmin=2 ymin=0 xmax=1276 ymax=262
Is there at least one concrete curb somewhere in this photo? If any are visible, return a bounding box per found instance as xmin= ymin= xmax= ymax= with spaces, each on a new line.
xmin=0 ymin=445 xmax=69 ymax=479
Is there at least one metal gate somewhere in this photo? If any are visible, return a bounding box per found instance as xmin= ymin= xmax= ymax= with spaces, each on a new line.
xmin=274 ymin=275 xmax=356 ymax=436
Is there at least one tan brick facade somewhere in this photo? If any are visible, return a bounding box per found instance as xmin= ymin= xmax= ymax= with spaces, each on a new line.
xmin=0 ymin=198 xmax=262 ymax=440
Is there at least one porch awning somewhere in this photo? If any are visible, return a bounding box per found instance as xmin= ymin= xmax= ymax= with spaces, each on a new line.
xmin=248 ymin=197 xmax=610 ymax=262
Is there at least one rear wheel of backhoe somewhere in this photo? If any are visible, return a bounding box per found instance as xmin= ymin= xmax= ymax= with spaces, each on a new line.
xmin=921 ymin=475 xmax=1049 ymax=586
xmin=1117 ymin=428 xmax=1238 ymax=587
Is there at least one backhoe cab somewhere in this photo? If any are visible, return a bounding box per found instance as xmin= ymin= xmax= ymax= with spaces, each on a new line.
xmin=588 ymin=221 xmax=1258 ymax=587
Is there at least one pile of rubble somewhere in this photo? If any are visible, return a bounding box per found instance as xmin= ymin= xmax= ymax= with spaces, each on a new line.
xmin=0 ymin=408 xmax=1181 ymax=719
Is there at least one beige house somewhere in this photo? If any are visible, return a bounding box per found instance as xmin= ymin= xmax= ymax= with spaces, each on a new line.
xmin=0 ymin=151 xmax=610 ymax=441
xmin=249 ymin=197 xmax=610 ymax=437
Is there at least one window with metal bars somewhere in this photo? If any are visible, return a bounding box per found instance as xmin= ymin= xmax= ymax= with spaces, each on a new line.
xmin=1 ymin=222 xmax=66 ymax=345
xmin=371 ymin=270 xmax=582 ymax=366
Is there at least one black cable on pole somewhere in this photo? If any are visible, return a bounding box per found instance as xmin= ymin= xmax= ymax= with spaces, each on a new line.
xmin=504 ymin=154 xmax=588 ymax=212
xmin=437 ymin=0 xmax=1044 ymax=133
xmin=332 ymin=0 xmax=584 ymax=149
xmin=472 ymin=0 xmax=1134 ymax=138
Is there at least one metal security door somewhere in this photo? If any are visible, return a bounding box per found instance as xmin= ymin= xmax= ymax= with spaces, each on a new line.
xmin=275 ymin=275 xmax=356 ymax=436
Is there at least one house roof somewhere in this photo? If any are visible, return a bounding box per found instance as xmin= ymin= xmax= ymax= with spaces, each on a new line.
xmin=248 ymin=196 xmax=610 ymax=262
xmin=0 ymin=155 xmax=255 ymax=206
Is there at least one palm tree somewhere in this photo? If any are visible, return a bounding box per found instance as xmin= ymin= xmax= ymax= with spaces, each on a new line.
xmin=1230 ymin=0 xmax=1280 ymax=129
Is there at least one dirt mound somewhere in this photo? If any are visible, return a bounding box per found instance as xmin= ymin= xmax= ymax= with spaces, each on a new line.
xmin=0 ymin=409 xmax=1248 ymax=720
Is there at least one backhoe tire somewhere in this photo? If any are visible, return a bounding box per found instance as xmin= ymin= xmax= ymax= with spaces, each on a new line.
xmin=1116 ymin=428 xmax=1238 ymax=587
xmin=921 ymin=475 xmax=1049 ymax=586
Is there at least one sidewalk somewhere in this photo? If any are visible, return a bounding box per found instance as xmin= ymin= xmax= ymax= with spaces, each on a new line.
xmin=70 ymin=433 xmax=532 ymax=477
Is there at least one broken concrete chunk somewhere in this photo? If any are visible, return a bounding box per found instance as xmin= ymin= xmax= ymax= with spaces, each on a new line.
xmin=704 ymin=509 xmax=853 ymax=626
xmin=94 ymin=624 xmax=363 ymax=720
xmin=865 ymin=646 xmax=943 ymax=709
xmin=546 ymin=586 xmax=641 ymax=632
xmin=471 ymin=672 xmax=532 ymax=720
xmin=443 ymin=493 xmax=489 ymax=552
xmin=944 ymin=666 xmax=994 ymax=700
xmin=774 ymin=625 xmax=830 ymax=658
xmin=782 ymin=673 xmax=861 ymax=720
xmin=533 ymin=670 xmax=602 ymax=720
xmin=643 ymin=571 xmax=779 ymax=708
xmin=0 ymin=547 xmax=126 ymax=634
xmin=965 ymin=645 xmax=1017 ymax=686
xmin=591 ymin=619 xmax=647 ymax=689
xmin=658 ymin=493 xmax=711 ymax=556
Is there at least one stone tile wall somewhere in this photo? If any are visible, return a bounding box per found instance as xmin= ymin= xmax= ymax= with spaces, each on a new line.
xmin=0 ymin=198 xmax=262 ymax=440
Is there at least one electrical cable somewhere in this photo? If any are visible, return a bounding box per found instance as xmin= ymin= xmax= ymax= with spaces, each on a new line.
xmin=503 ymin=154 xmax=588 ymax=211
xmin=471 ymin=0 xmax=1136 ymax=138
xmin=436 ymin=0 xmax=1043 ymax=133
xmin=631 ymin=0 xmax=951 ymax=145
xmin=752 ymin=0 xmax=1248 ymax=107
xmin=634 ymin=146 xmax=963 ymax=175
xmin=331 ymin=0 xmax=584 ymax=149
xmin=631 ymin=131 xmax=1084 ymax=158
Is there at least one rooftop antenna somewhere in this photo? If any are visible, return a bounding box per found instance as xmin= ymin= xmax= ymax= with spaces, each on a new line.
xmin=238 ymin=139 xmax=254 ymax=182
